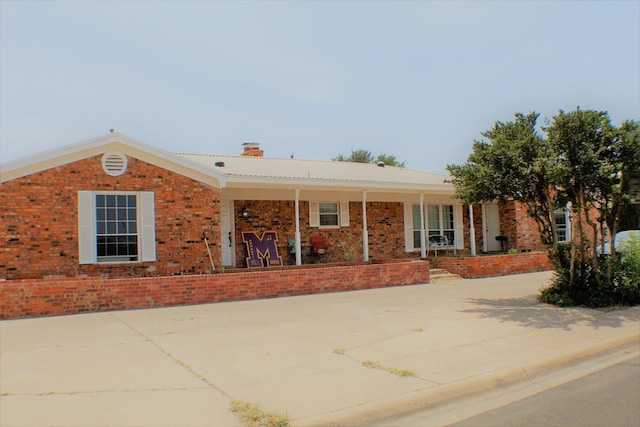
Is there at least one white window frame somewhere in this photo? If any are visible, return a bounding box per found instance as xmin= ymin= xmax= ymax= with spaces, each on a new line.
xmin=405 ymin=203 xmax=463 ymax=252
xmin=78 ymin=191 xmax=156 ymax=264
xmin=427 ymin=205 xmax=455 ymax=244
xmin=309 ymin=201 xmax=350 ymax=228
xmin=554 ymin=209 xmax=571 ymax=243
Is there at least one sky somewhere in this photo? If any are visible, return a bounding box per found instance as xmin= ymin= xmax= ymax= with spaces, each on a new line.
xmin=1 ymin=0 xmax=639 ymax=174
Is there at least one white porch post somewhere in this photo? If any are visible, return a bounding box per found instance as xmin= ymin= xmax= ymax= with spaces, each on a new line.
xmin=362 ymin=191 xmax=369 ymax=262
xmin=295 ymin=189 xmax=302 ymax=265
xmin=420 ymin=194 xmax=427 ymax=258
xmin=469 ymin=204 xmax=476 ymax=256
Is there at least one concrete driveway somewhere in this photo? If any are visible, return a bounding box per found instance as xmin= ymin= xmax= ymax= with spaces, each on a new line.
xmin=1 ymin=271 xmax=639 ymax=426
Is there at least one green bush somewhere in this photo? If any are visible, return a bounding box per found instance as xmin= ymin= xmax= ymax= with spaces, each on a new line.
xmin=614 ymin=236 xmax=640 ymax=305
xmin=540 ymin=237 xmax=640 ymax=308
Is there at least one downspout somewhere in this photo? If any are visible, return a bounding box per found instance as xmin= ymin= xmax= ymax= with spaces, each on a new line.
xmin=295 ymin=189 xmax=302 ymax=265
xmin=420 ymin=194 xmax=427 ymax=258
xmin=469 ymin=204 xmax=476 ymax=256
xmin=362 ymin=191 xmax=369 ymax=262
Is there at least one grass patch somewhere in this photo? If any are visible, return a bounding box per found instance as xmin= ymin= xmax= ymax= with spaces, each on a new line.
xmin=333 ymin=348 xmax=346 ymax=355
xmin=361 ymin=360 xmax=415 ymax=377
xmin=230 ymin=400 xmax=290 ymax=427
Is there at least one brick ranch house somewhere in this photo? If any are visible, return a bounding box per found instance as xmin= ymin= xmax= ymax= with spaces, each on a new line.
xmin=0 ymin=133 xmax=552 ymax=318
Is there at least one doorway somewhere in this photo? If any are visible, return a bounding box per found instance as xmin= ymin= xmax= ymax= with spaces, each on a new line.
xmin=220 ymin=200 xmax=236 ymax=267
xmin=483 ymin=203 xmax=501 ymax=252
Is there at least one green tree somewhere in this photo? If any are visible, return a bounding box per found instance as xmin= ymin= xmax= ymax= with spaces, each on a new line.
xmin=333 ymin=149 xmax=406 ymax=167
xmin=448 ymin=108 xmax=640 ymax=306
xmin=618 ymin=121 xmax=640 ymax=232
xmin=446 ymin=112 xmax=563 ymax=254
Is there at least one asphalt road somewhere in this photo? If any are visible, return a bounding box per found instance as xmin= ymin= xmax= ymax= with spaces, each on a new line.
xmin=379 ymin=356 xmax=640 ymax=427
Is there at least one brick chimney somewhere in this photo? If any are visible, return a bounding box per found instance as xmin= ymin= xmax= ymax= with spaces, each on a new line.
xmin=241 ymin=142 xmax=264 ymax=157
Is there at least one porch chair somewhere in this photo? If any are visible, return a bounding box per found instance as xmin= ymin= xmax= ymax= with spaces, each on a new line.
xmin=287 ymin=238 xmax=297 ymax=263
xmin=310 ymin=235 xmax=328 ymax=262
xmin=427 ymin=235 xmax=450 ymax=257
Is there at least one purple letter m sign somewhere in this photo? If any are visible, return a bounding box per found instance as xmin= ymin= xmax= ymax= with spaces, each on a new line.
xmin=242 ymin=231 xmax=283 ymax=268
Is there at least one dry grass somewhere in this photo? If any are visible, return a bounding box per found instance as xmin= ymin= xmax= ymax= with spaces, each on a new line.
xmin=361 ymin=360 xmax=416 ymax=377
xmin=230 ymin=400 xmax=290 ymax=427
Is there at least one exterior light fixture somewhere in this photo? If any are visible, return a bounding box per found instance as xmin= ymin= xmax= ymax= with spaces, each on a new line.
xmin=239 ymin=206 xmax=254 ymax=220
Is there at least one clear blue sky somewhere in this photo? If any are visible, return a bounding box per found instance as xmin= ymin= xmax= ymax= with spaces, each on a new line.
xmin=1 ymin=0 xmax=638 ymax=173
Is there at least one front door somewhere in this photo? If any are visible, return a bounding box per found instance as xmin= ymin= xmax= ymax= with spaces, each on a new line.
xmin=483 ymin=203 xmax=501 ymax=252
xmin=220 ymin=200 xmax=235 ymax=267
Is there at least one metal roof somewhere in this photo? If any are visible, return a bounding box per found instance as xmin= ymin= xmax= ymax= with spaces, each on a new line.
xmin=178 ymin=153 xmax=452 ymax=190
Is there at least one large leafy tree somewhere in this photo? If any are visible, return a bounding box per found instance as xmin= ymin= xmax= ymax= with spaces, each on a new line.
xmin=446 ymin=112 xmax=563 ymax=254
xmin=448 ymin=108 xmax=640 ymax=301
xmin=333 ymin=149 xmax=406 ymax=167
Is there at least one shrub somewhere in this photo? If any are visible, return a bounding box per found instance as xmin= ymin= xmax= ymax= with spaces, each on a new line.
xmin=614 ymin=236 xmax=640 ymax=305
xmin=540 ymin=237 xmax=640 ymax=308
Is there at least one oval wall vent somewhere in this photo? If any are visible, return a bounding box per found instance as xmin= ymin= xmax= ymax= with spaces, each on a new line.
xmin=102 ymin=152 xmax=128 ymax=176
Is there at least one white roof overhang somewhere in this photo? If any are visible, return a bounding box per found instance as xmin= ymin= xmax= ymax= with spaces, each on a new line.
xmin=1 ymin=133 xmax=225 ymax=187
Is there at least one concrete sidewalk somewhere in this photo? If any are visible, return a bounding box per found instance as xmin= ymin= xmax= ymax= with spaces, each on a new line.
xmin=1 ymin=271 xmax=639 ymax=427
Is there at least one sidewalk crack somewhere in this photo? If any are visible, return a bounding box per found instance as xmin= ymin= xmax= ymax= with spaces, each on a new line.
xmin=109 ymin=313 xmax=232 ymax=400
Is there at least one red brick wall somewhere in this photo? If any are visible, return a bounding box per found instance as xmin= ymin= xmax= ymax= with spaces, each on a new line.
xmin=430 ymin=252 xmax=553 ymax=278
xmin=500 ymin=201 xmax=546 ymax=252
xmin=0 ymin=155 xmax=221 ymax=279
xmin=0 ymin=259 xmax=430 ymax=319
xmin=232 ymin=201 xmax=411 ymax=266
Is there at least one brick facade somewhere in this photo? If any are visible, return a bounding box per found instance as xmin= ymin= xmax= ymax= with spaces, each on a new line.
xmin=500 ymin=201 xmax=546 ymax=252
xmin=233 ymin=200 xmax=413 ymax=267
xmin=0 ymin=155 xmax=221 ymax=279
xmin=462 ymin=202 xmax=547 ymax=254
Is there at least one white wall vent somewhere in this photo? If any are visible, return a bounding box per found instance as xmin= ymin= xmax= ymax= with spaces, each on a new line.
xmin=102 ymin=152 xmax=128 ymax=176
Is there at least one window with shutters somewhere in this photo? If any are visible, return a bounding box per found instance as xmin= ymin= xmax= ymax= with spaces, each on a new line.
xmin=78 ymin=191 xmax=156 ymax=264
xmin=309 ymin=201 xmax=350 ymax=228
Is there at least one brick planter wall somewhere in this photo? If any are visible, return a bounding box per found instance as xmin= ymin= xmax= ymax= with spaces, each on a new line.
xmin=0 ymin=259 xmax=430 ymax=319
xmin=430 ymin=252 xmax=553 ymax=279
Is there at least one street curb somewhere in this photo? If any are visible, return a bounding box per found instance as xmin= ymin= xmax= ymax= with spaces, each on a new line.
xmin=296 ymin=331 xmax=640 ymax=427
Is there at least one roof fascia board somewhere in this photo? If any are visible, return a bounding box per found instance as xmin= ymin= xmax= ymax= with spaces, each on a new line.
xmin=1 ymin=133 xmax=226 ymax=187
xmin=223 ymin=188 xmax=459 ymax=203
xmin=223 ymin=178 xmax=453 ymax=193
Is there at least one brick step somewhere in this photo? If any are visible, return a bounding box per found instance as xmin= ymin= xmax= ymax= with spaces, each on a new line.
xmin=429 ymin=268 xmax=463 ymax=283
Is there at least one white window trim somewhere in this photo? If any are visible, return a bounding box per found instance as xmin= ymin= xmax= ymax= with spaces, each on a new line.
xmin=554 ymin=209 xmax=571 ymax=243
xmin=404 ymin=203 xmax=464 ymax=252
xmin=309 ymin=201 xmax=349 ymax=228
xmin=78 ymin=191 xmax=156 ymax=264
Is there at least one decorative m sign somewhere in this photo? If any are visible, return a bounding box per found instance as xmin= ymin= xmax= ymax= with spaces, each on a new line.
xmin=242 ymin=231 xmax=283 ymax=268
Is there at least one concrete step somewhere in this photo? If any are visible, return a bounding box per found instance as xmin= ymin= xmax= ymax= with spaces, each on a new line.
xmin=430 ymin=268 xmax=463 ymax=283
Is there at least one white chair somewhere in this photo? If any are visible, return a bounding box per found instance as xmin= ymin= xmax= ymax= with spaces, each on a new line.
xmin=427 ymin=235 xmax=449 ymax=257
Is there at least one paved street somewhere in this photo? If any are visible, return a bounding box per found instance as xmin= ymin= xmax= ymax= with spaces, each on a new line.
xmin=452 ymin=356 xmax=640 ymax=427
xmin=378 ymin=356 xmax=640 ymax=427
xmin=1 ymin=271 xmax=639 ymax=427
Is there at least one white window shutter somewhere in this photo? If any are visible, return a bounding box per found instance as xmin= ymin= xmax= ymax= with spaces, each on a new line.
xmin=403 ymin=202 xmax=414 ymax=252
xmin=340 ymin=201 xmax=350 ymax=227
xmin=140 ymin=192 xmax=156 ymax=262
xmin=309 ymin=201 xmax=320 ymax=227
xmin=78 ymin=191 xmax=95 ymax=264
xmin=454 ymin=204 xmax=464 ymax=249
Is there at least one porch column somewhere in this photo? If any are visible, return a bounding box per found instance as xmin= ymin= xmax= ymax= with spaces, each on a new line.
xmin=469 ymin=204 xmax=476 ymax=256
xmin=362 ymin=191 xmax=369 ymax=262
xmin=420 ymin=193 xmax=427 ymax=258
xmin=295 ymin=189 xmax=302 ymax=265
